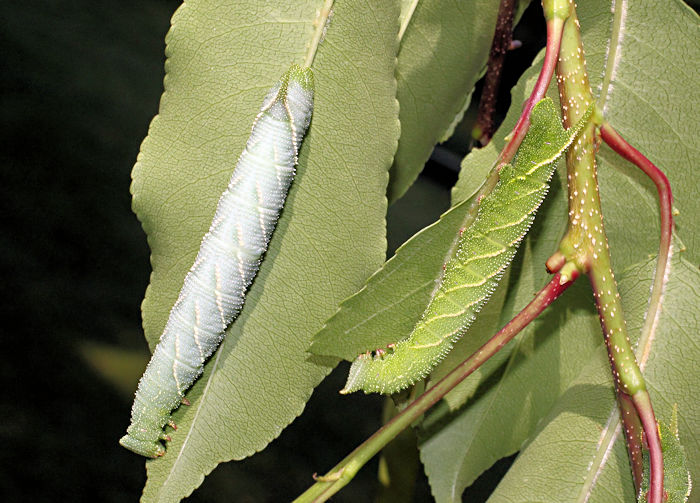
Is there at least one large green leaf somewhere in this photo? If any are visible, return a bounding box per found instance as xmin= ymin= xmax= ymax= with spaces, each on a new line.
xmin=596 ymin=0 xmax=700 ymax=267
xmin=486 ymin=253 xmax=698 ymax=503
xmin=419 ymin=1 xmax=700 ymax=501
xmin=130 ymin=1 xmax=400 ymax=500
xmin=388 ymin=0 xmax=502 ymax=203
xmin=309 ymin=0 xmax=543 ymax=362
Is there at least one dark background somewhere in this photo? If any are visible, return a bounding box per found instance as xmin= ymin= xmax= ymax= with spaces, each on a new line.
xmin=0 ymin=1 xmax=574 ymax=501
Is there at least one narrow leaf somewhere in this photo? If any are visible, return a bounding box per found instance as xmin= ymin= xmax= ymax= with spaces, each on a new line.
xmin=130 ymin=1 xmax=401 ymax=500
xmin=388 ymin=0 xmax=503 ymax=203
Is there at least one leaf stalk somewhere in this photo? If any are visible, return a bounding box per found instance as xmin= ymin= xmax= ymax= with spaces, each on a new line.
xmin=495 ymin=14 xmax=564 ymax=165
xmin=304 ymin=0 xmax=335 ymax=68
xmin=599 ymin=122 xmax=675 ymax=365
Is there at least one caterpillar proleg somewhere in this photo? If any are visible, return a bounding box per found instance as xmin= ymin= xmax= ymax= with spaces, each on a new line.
xmin=341 ymin=99 xmax=591 ymax=395
xmin=120 ymin=65 xmax=314 ymax=457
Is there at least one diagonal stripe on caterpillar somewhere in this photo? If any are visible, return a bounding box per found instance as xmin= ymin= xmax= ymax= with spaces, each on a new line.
xmin=341 ymin=98 xmax=592 ymax=395
xmin=120 ymin=65 xmax=314 ymax=458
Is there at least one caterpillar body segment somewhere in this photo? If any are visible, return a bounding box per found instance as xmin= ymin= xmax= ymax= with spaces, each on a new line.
xmin=120 ymin=65 xmax=314 ymax=457
xmin=342 ymin=99 xmax=591 ymax=395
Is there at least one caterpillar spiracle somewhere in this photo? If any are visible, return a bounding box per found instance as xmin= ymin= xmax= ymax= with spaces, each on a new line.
xmin=120 ymin=65 xmax=314 ymax=457
xmin=341 ymin=98 xmax=591 ymax=395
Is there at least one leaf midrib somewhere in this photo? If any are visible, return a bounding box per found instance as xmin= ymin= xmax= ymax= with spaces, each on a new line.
xmin=158 ymin=346 xmax=224 ymax=498
xmin=597 ymin=0 xmax=627 ymax=114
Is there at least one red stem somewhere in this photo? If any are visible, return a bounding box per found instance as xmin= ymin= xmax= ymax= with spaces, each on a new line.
xmin=600 ymin=123 xmax=674 ymax=273
xmin=600 ymin=123 xmax=673 ymax=503
xmin=618 ymin=391 xmax=645 ymax=494
xmin=633 ymin=391 xmax=665 ymax=503
xmin=369 ymin=272 xmax=576 ymax=457
xmin=497 ymin=17 xmax=564 ymax=165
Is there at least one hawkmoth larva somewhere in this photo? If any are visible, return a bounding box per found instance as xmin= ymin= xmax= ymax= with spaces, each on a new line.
xmin=120 ymin=65 xmax=314 ymax=457
xmin=341 ymin=98 xmax=591 ymax=395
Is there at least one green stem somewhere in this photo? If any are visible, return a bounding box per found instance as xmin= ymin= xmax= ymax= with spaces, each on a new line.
xmin=294 ymin=273 xmax=575 ymax=503
xmin=375 ymin=398 xmax=420 ymax=503
xmin=552 ymin=2 xmax=663 ymax=501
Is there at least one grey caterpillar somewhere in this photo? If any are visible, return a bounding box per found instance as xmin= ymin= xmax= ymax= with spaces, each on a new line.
xmin=120 ymin=65 xmax=314 ymax=458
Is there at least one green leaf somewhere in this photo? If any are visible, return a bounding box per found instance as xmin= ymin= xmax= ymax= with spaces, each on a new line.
xmin=309 ymin=1 xmax=542 ymax=363
xmin=485 ymin=253 xmax=699 ymax=503
xmin=388 ymin=0 xmax=503 ymax=203
xmin=640 ymin=408 xmax=691 ymax=503
xmin=596 ymin=0 xmax=700 ymax=268
xmin=130 ymin=1 xmax=400 ymax=500
xmin=310 ymin=197 xmax=469 ymax=360
xmin=419 ymin=1 xmax=700 ymax=500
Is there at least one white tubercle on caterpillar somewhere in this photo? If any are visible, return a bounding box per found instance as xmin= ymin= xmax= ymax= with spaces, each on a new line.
xmin=120 ymin=65 xmax=314 ymax=458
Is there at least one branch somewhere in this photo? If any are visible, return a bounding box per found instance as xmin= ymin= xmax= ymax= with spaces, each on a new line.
xmin=551 ymin=1 xmax=664 ymax=500
xmin=472 ymin=0 xmax=516 ymax=145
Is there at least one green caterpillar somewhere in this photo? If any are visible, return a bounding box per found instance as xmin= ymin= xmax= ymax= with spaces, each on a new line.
xmin=341 ymin=98 xmax=591 ymax=395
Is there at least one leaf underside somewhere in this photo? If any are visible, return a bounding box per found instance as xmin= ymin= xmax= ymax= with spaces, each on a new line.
xmin=130 ymin=1 xmax=400 ymax=501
